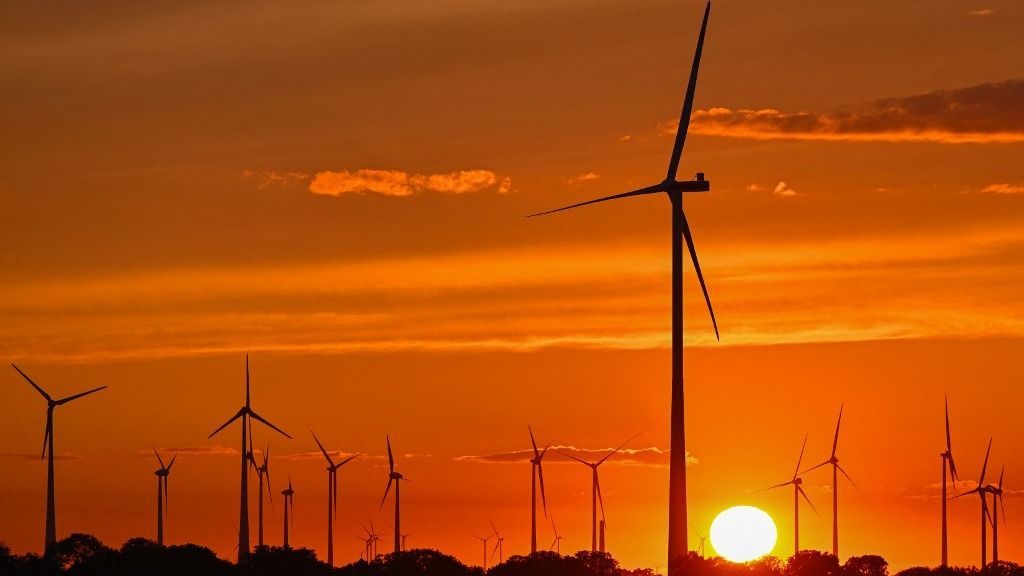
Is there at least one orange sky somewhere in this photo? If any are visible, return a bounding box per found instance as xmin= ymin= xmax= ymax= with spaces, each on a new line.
xmin=2 ymin=0 xmax=1024 ymax=571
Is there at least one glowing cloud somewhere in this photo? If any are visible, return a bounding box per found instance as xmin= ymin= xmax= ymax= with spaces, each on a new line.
xmin=309 ymin=169 xmax=511 ymax=197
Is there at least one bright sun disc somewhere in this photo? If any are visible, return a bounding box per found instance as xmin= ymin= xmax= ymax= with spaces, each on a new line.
xmin=709 ymin=505 xmax=777 ymax=563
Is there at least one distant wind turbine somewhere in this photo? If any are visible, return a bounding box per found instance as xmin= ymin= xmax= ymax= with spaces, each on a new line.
xmin=691 ymin=525 xmax=707 ymax=558
xmin=207 ymin=355 xmax=291 ymax=561
xmin=401 ymin=531 xmax=417 ymax=551
xmin=490 ymin=521 xmax=507 ymax=565
xmin=763 ymin=434 xmax=816 ymax=555
xmin=956 ymin=439 xmax=993 ymax=568
xmin=312 ymin=431 xmax=358 ymax=567
xmin=940 ymin=395 xmax=959 ymax=567
xmin=247 ymin=433 xmax=273 ymax=548
xmin=153 ymin=449 xmax=177 ymax=546
xmin=803 ymin=404 xmax=857 ymax=559
xmin=528 ymin=426 xmax=550 ymax=554
xmin=380 ymin=436 xmax=406 ymax=554
xmin=527 ymin=4 xmax=717 ymax=573
xmin=549 ymin=519 xmax=564 ymax=555
xmin=11 ymin=364 xmax=107 ymax=553
xmin=987 ymin=466 xmax=1006 ymax=565
xmin=281 ymin=479 xmax=294 ymax=549
xmin=473 ymin=532 xmax=493 ymax=570
xmin=560 ymin=433 xmax=640 ymax=553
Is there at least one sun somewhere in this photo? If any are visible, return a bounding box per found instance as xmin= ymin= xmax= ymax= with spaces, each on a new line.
xmin=709 ymin=505 xmax=777 ymax=563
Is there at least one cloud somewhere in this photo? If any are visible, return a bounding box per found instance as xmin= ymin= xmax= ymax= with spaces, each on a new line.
xmin=137 ymin=445 xmax=238 ymax=457
xmin=455 ymin=445 xmax=696 ymax=467
xmin=243 ymin=170 xmax=309 ymax=189
xmin=979 ymin=183 xmax=1024 ymax=195
xmin=309 ymin=169 xmax=511 ymax=197
xmin=0 ymin=451 xmax=81 ymax=461
xmin=773 ymin=181 xmax=798 ymax=197
xmin=567 ymin=172 xmax=601 ymax=186
xmin=969 ymin=8 xmax=995 ymax=16
xmin=688 ymin=79 xmax=1024 ymax=143
xmin=284 ymin=449 xmax=362 ymax=462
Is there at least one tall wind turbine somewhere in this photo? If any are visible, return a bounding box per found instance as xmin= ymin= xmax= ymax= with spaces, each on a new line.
xmin=956 ymin=439 xmax=993 ymax=569
xmin=763 ymin=434 xmax=816 ymax=555
xmin=248 ymin=434 xmax=273 ymax=549
xmin=207 ymin=355 xmax=291 ymax=561
xmin=312 ymin=431 xmax=358 ymax=567
xmin=380 ymin=436 xmax=407 ymax=554
xmin=281 ymin=479 xmax=294 ymax=549
xmin=549 ymin=519 xmax=564 ymax=555
xmin=560 ymin=433 xmax=640 ymax=553
xmin=527 ymin=4 xmax=717 ymax=573
xmin=528 ymin=426 xmax=550 ymax=554
xmin=803 ymin=405 xmax=857 ymax=559
xmin=11 ymin=364 xmax=107 ymax=553
xmin=987 ymin=466 xmax=1005 ymax=565
xmin=940 ymin=395 xmax=959 ymax=567
xmin=473 ymin=533 xmax=493 ymax=570
xmin=153 ymin=449 xmax=177 ymax=546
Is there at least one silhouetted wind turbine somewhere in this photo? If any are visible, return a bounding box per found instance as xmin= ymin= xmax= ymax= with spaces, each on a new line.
xmin=764 ymin=434 xmax=816 ymax=555
xmin=380 ymin=435 xmax=406 ymax=554
xmin=247 ymin=433 xmax=273 ymax=548
xmin=987 ymin=466 xmax=1005 ymax=565
xmin=312 ymin=431 xmax=358 ymax=567
xmin=490 ymin=521 xmax=506 ymax=565
xmin=560 ymin=433 xmax=640 ymax=553
xmin=281 ymin=479 xmax=294 ymax=549
xmin=528 ymin=426 xmax=550 ymax=554
xmin=401 ymin=531 xmax=417 ymax=551
xmin=11 ymin=364 xmax=107 ymax=553
xmin=527 ymin=4 xmax=716 ymax=573
xmin=153 ymin=449 xmax=177 ymax=546
xmin=803 ymin=404 xmax=857 ymax=559
xmin=549 ymin=519 xmax=564 ymax=555
xmin=940 ymin=395 xmax=959 ymax=567
xmin=473 ymin=532 xmax=493 ymax=570
xmin=691 ymin=526 xmax=707 ymax=558
xmin=956 ymin=439 xmax=993 ymax=568
xmin=207 ymin=355 xmax=291 ymax=561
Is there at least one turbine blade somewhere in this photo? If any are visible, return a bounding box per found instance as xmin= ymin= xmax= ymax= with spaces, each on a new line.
xmin=596 ymin=473 xmax=606 ymax=520
xmin=386 ymin=435 xmax=395 ymax=473
xmin=953 ymin=487 xmax=981 ymax=499
xmin=529 ymin=426 xmax=539 ymax=458
xmin=153 ymin=448 xmax=166 ymax=469
xmin=207 ymin=409 xmax=245 ymax=439
xmin=527 ymin=183 xmax=666 ymax=218
xmin=248 ymin=409 xmax=291 ymax=439
xmin=831 ymin=404 xmax=844 ymax=458
xmin=836 ymin=463 xmax=860 ymax=493
xmin=979 ymin=438 xmax=992 ymax=484
xmin=11 ymin=365 xmax=52 ymax=401
xmin=167 ymin=454 xmax=177 ymax=471
xmin=793 ymin=433 xmax=808 ymax=481
xmin=164 ymin=476 xmax=170 ymax=514
xmin=380 ymin=478 xmax=393 ymax=511
xmin=665 ymin=1 xmax=711 ymax=182
xmin=800 ymin=460 xmax=830 ymax=475
xmin=999 ymin=493 xmax=1006 ymax=523
xmin=41 ymin=415 xmax=52 ymax=460
xmin=597 ymin=431 xmax=642 ymax=466
xmin=998 ymin=466 xmax=1004 ymax=490
xmin=54 ymin=385 xmax=107 ymax=405
xmin=679 ymin=210 xmax=719 ymax=340
xmin=311 ymin=431 xmax=336 ymax=466
xmin=759 ymin=480 xmax=793 ymax=492
xmin=538 ymin=462 xmax=549 ymax=517
xmin=945 ymin=396 xmax=959 ymax=481
xmin=798 ymin=485 xmax=819 ymax=516
xmin=339 ymin=453 xmax=360 ymax=467
xmin=245 ymin=354 xmax=251 ymax=409
xmin=557 ymin=450 xmax=592 ymax=466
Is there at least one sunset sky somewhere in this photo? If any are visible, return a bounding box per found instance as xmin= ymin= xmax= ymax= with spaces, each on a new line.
xmin=2 ymin=0 xmax=1024 ymax=571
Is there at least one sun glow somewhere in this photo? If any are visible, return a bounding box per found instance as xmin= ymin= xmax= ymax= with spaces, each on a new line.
xmin=710 ymin=506 xmax=777 ymax=563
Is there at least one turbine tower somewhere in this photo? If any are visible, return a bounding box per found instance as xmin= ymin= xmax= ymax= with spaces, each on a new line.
xmin=527 ymin=5 xmax=717 ymax=573
xmin=207 ymin=355 xmax=291 ymax=562
xmin=311 ymin=431 xmax=358 ymax=567
xmin=528 ymin=426 xmax=550 ymax=554
xmin=11 ymin=364 xmax=107 ymax=553
xmin=804 ymin=404 xmax=857 ymax=559
xmin=549 ymin=519 xmax=564 ymax=554
xmin=940 ymin=395 xmax=959 ymax=567
xmin=560 ymin=433 xmax=639 ymax=553
xmin=764 ymin=434 xmax=816 ymax=555
xmin=153 ymin=449 xmax=177 ymax=546
xmin=281 ymin=479 xmax=294 ymax=549
xmin=248 ymin=434 xmax=273 ymax=549
xmin=490 ymin=521 xmax=506 ymax=565
xmin=473 ymin=533 xmax=493 ymax=570
xmin=987 ymin=466 xmax=1005 ymax=565
xmin=380 ymin=435 xmax=406 ymax=554
xmin=956 ymin=439 xmax=993 ymax=569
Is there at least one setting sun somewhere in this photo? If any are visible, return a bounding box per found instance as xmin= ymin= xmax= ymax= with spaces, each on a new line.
xmin=710 ymin=506 xmax=778 ymax=563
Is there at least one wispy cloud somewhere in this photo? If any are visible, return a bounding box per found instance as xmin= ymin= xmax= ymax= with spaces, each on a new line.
xmin=242 ymin=170 xmax=309 ymax=189
xmin=567 ymin=172 xmax=601 ymax=186
xmin=309 ymin=169 xmax=511 ymax=197
xmin=773 ymin=182 xmax=798 ymax=197
xmin=455 ymin=445 xmax=695 ymax=468
xmin=0 ymin=451 xmax=81 ymax=461
xmin=687 ymin=79 xmax=1024 ymax=144
xmin=144 ymin=445 xmax=239 ymax=457
xmin=979 ymin=183 xmax=1024 ymax=195
xmin=968 ymin=8 xmax=995 ymax=16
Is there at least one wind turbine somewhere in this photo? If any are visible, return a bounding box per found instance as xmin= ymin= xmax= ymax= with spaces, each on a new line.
xmin=401 ymin=531 xmax=417 ymax=551
xmin=527 ymin=4 xmax=716 ymax=573
xmin=763 ymin=434 xmax=816 ymax=555
xmin=490 ymin=521 xmax=507 ymax=565
xmin=11 ymin=364 xmax=107 ymax=553
xmin=987 ymin=466 xmax=1006 ymax=565
xmin=153 ymin=449 xmax=177 ymax=546
xmin=940 ymin=395 xmax=959 ymax=567
xmin=549 ymin=519 xmax=564 ymax=555
xmin=281 ymin=479 xmax=294 ymax=549
xmin=380 ymin=435 xmax=406 ymax=554
xmin=560 ymin=433 xmax=640 ymax=553
xmin=312 ymin=431 xmax=358 ymax=567
xmin=803 ymin=404 xmax=857 ymax=559
xmin=247 ymin=433 xmax=273 ymax=549
xmin=528 ymin=426 xmax=550 ymax=554
xmin=207 ymin=355 xmax=291 ymax=561
xmin=691 ymin=526 xmax=707 ymax=558
xmin=956 ymin=439 xmax=993 ymax=569
xmin=473 ymin=532 xmax=493 ymax=570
